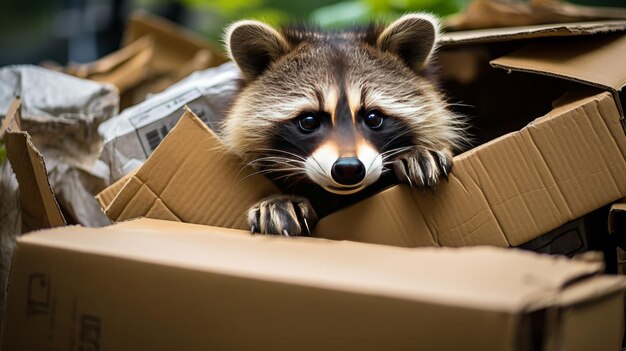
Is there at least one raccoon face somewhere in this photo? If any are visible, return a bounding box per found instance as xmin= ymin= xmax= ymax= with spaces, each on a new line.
xmin=223 ymin=14 xmax=461 ymax=195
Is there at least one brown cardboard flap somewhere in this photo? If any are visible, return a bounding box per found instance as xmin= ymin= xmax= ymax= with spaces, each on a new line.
xmin=2 ymin=98 xmax=65 ymax=233
xmin=441 ymin=20 xmax=626 ymax=46
xmin=445 ymin=0 xmax=626 ymax=31
xmin=105 ymin=108 xmax=279 ymax=229
xmin=609 ymin=198 xmax=626 ymax=234
xmin=491 ymin=33 xmax=626 ymax=92
xmin=123 ymin=11 xmax=227 ymax=74
xmin=65 ymin=35 xmax=154 ymax=93
xmin=95 ymin=169 xmax=137 ymax=211
xmin=315 ymin=91 xmax=626 ymax=247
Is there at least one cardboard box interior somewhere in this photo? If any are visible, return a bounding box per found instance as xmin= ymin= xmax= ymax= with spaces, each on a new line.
xmin=99 ymin=21 xmax=626 ymax=249
xmin=2 ymin=218 xmax=625 ymax=351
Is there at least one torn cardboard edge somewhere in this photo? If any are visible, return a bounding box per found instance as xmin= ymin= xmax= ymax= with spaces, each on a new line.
xmin=441 ymin=20 xmax=626 ymax=46
xmin=2 ymin=98 xmax=65 ymax=233
xmin=102 ymin=107 xmax=278 ymax=230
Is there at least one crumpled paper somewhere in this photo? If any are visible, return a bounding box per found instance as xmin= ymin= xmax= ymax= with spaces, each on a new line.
xmin=0 ymin=65 xmax=119 ymax=227
xmin=98 ymin=61 xmax=241 ymax=182
xmin=0 ymin=160 xmax=19 ymax=334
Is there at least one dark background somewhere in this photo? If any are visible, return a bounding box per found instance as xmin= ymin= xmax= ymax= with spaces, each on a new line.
xmin=2 ymin=0 xmax=624 ymax=68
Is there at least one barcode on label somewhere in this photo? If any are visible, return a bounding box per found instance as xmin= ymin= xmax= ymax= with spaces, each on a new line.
xmin=145 ymin=129 xmax=162 ymax=151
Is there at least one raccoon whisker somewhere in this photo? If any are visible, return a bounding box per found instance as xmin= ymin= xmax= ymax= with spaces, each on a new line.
xmin=248 ymin=157 xmax=307 ymax=166
xmin=446 ymin=102 xmax=475 ymax=109
xmin=380 ymin=148 xmax=411 ymax=161
xmin=380 ymin=146 xmax=413 ymax=157
xmin=236 ymin=167 xmax=306 ymax=184
xmin=239 ymin=158 xmax=303 ymax=175
xmin=381 ymin=146 xmax=415 ymax=161
xmin=249 ymin=154 xmax=306 ymax=165
xmin=244 ymin=165 xmax=306 ymax=176
xmin=280 ymin=174 xmax=309 ymax=190
xmin=246 ymin=162 xmax=307 ymax=174
xmin=245 ymin=157 xmax=307 ymax=171
xmin=252 ymin=148 xmax=308 ymax=162
xmin=271 ymin=131 xmax=326 ymax=172
xmin=379 ymin=129 xmax=416 ymax=151
xmin=273 ymin=171 xmax=307 ymax=181
xmin=244 ymin=156 xmax=308 ymax=173
xmin=308 ymin=157 xmax=331 ymax=179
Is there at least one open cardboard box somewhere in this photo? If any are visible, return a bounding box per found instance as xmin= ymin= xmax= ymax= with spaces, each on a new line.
xmin=4 ymin=21 xmax=626 ymax=350
xmin=97 ymin=21 xmax=626 ymax=249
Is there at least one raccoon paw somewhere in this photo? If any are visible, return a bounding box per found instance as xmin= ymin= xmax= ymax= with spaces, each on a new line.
xmin=392 ymin=148 xmax=452 ymax=189
xmin=248 ymin=195 xmax=318 ymax=237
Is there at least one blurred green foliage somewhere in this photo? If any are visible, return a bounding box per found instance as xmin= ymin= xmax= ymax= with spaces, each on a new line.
xmin=0 ymin=141 xmax=5 ymax=164
xmin=128 ymin=0 xmax=626 ymax=49
xmin=172 ymin=0 xmax=471 ymax=42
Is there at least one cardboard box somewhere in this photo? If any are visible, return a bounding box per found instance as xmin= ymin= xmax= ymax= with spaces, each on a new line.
xmin=2 ymin=218 xmax=625 ymax=350
xmin=100 ymin=22 xmax=626 ymax=247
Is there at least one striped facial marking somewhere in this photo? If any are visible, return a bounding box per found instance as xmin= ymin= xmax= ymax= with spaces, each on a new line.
xmin=303 ymin=86 xmax=384 ymax=195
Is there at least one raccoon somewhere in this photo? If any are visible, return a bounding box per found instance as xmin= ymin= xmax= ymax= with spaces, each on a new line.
xmin=221 ymin=14 xmax=466 ymax=236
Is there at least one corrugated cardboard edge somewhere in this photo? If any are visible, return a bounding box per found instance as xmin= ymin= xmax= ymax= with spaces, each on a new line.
xmin=609 ymin=198 xmax=626 ymax=234
xmin=440 ymin=20 xmax=626 ymax=46
xmin=103 ymin=106 xmax=279 ymax=228
xmin=95 ymin=169 xmax=137 ymax=211
xmin=2 ymin=98 xmax=65 ymax=233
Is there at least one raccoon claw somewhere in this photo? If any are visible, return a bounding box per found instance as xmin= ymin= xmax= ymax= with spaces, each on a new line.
xmin=248 ymin=195 xmax=318 ymax=236
xmin=392 ymin=148 xmax=452 ymax=190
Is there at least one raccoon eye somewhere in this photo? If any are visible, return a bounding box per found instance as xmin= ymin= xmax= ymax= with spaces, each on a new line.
xmin=364 ymin=110 xmax=384 ymax=130
xmin=298 ymin=114 xmax=320 ymax=133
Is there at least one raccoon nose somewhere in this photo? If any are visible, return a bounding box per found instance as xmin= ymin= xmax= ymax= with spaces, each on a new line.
xmin=331 ymin=158 xmax=366 ymax=186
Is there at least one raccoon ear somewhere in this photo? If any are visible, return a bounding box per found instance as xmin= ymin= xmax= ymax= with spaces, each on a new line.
xmin=226 ymin=20 xmax=290 ymax=81
xmin=377 ymin=13 xmax=439 ymax=72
